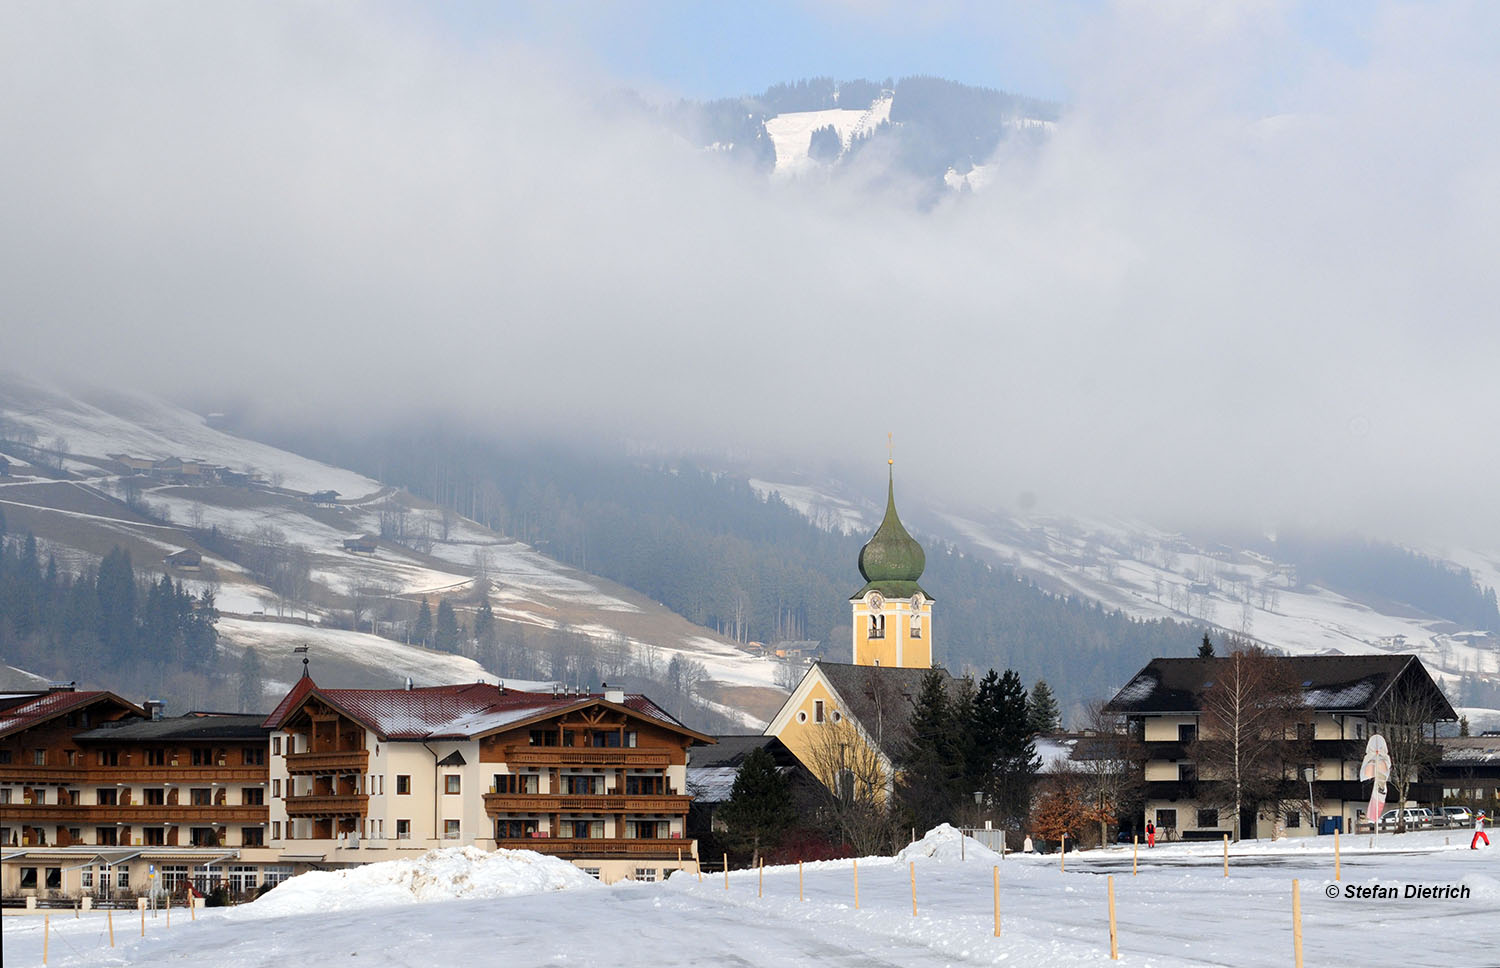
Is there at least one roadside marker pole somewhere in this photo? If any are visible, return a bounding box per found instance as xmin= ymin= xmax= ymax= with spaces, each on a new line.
xmin=43 ymin=915 xmax=49 ymax=965
xmin=910 ymin=861 xmax=917 ymax=917
xmin=853 ymin=858 xmax=860 ymax=910
xmin=1223 ymin=834 xmax=1229 ymax=878
xmin=142 ymin=902 xmax=146 ymax=936
xmin=724 ymin=854 xmax=729 ymax=891
xmin=167 ymin=893 xmax=171 ymax=927
xmin=1107 ymin=875 xmax=1119 ymax=961
xmin=799 ymin=860 xmax=804 ymax=901
xmin=1133 ymin=836 xmax=1138 ymax=876
xmin=1334 ymin=830 xmax=1341 ymax=881
xmin=992 ymin=865 xmax=1001 ymax=936
xmin=1060 ymin=834 xmax=1066 ymax=872
xmin=1292 ymin=879 xmax=1304 ymax=968
xmin=108 ymin=908 xmax=115 ymax=947
xmin=759 ymin=858 xmax=764 ymax=898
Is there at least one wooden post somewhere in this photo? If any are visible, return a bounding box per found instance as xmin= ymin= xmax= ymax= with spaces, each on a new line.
xmin=1133 ymin=835 xmax=1138 ymax=875
xmin=961 ymin=834 xmax=965 ymax=861
xmin=799 ymin=859 xmax=804 ymax=902
xmin=759 ymin=857 xmax=764 ymax=898
xmin=724 ymin=854 xmax=729 ymax=891
xmin=992 ymin=865 xmax=1001 ymax=937
xmin=108 ymin=908 xmax=115 ymax=947
xmin=1060 ymin=834 xmax=1066 ymax=872
xmin=1334 ymin=829 xmax=1341 ymax=881
xmin=43 ymin=915 xmax=49 ymax=965
xmin=142 ymin=901 xmax=146 ymax=936
xmin=678 ymin=847 xmax=683 ymax=872
xmin=1292 ymin=879 xmax=1304 ymax=968
xmin=167 ymin=892 xmax=171 ymax=927
xmin=1223 ymin=833 xmax=1229 ymax=878
xmin=910 ymin=861 xmax=917 ymax=917
xmin=853 ymin=858 xmax=860 ymax=910
xmin=1108 ymin=875 xmax=1118 ymax=960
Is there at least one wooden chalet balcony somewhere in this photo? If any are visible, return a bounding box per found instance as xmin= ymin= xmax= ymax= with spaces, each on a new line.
xmin=282 ymin=793 xmax=369 ymax=818
xmin=0 ymin=766 xmax=266 ymax=784
xmin=0 ymin=804 xmax=268 ymax=824
xmin=482 ymin=793 xmax=691 ymax=815
xmin=493 ymin=837 xmax=689 ymax=858
xmin=285 ymin=750 xmax=369 ymax=775
xmin=502 ymin=748 xmax=672 ymax=768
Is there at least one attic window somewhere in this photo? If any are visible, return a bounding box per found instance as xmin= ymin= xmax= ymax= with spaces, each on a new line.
xmin=437 ymin=751 xmax=467 ymax=767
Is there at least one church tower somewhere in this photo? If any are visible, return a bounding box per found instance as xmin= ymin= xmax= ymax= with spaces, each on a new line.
xmin=850 ymin=462 xmax=932 ymax=668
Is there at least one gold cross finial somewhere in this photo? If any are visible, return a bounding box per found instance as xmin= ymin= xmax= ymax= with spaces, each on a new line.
xmin=887 ymin=432 xmax=894 ymax=466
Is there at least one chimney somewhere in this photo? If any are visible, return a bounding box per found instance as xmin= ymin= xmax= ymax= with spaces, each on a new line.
xmin=605 ymin=688 xmax=625 ymax=704
xmin=144 ymin=699 xmax=165 ymax=721
xmin=404 ymin=677 xmax=414 ymax=691
xmin=47 ymin=681 xmax=77 ymax=693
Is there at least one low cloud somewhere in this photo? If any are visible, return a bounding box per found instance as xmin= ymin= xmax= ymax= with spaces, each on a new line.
xmin=4 ymin=2 xmax=1499 ymax=543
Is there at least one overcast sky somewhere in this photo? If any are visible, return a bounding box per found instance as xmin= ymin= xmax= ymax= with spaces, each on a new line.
xmin=4 ymin=2 xmax=1500 ymax=544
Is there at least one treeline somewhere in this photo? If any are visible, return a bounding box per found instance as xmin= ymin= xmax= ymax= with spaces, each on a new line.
xmin=1266 ymin=534 xmax=1500 ymax=632
xmin=259 ymin=427 xmax=1202 ymax=718
xmin=0 ymin=512 xmax=222 ymax=700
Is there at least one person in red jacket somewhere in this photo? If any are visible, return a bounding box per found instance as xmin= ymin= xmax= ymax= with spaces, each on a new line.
xmin=1474 ymin=811 xmax=1490 ymax=850
xmin=1146 ymin=821 xmax=1156 ymax=848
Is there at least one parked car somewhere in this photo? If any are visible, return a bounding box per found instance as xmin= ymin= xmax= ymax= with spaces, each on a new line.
xmin=1379 ymin=808 xmax=1429 ymax=829
xmin=1443 ymin=806 xmax=1473 ymax=825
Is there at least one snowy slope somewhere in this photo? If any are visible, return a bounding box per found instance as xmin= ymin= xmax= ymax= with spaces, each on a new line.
xmin=5 ymin=827 xmax=1495 ymax=968
xmin=765 ymin=93 xmax=892 ymax=175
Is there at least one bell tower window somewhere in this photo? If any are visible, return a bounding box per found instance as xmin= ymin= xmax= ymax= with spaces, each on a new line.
xmin=869 ymin=613 xmax=885 ymax=639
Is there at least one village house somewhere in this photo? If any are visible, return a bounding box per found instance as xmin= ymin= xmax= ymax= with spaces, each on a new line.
xmin=263 ymin=676 xmax=712 ymax=883
xmin=341 ymin=534 xmax=379 ymax=555
xmin=1104 ymin=654 xmax=1455 ymax=840
xmin=0 ymin=686 xmax=286 ymax=900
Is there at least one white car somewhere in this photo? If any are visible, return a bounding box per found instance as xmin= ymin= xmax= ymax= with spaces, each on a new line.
xmin=1378 ymin=808 xmax=1428 ymax=829
xmin=1443 ymin=806 xmax=1473 ymax=825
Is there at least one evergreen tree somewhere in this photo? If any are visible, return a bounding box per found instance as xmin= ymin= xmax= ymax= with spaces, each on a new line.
xmin=987 ymin=670 xmax=1040 ymax=826
xmin=1198 ymin=633 xmax=1215 ymax=658
xmin=474 ymin=598 xmax=496 ymax=648
xmin=898 ymin=669 xmax=961 ymax=830
xmin=237 ymin=648 xmax=265 ymax=712
xmin=717 ymin=745 xmax=796 ymax=866
xmin=413 ymin=598 xmax=433 ymax=646
xmin=96 ymin=547 xmax=138 ymax=664
xmin=1027 ymin=679 xmax=1061 ymax=734
xmin=434 ymin=599 xmax=461 ymax=653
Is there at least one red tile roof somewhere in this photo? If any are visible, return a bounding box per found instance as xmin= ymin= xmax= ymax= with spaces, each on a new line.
xmin=0 ymin=691 xmax=143 ymax=739
xmin=263 ymin=680 xmax=706 ymax=741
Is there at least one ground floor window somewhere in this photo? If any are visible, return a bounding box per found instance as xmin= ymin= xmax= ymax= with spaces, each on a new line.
xmin=228 ymin=865 xmax=258 ymax=894
xmin=1155 ymin=809 xmax=1177 ymax=830
xmin=396 ymin=819 xmax=411 ymax=839
xmin=444 ymin=819 xmax=461 ymax=839
xmin=262 ymin=865 xmax=293 ymax=887
xmin=1286 ymin=811 xmax=1301 ymax=828
xmin=1196 ymin=808 xmax=1218 ymax=828
xmin=82 ymin=867 xmax=93 ymax=889
xmin=582 ymin=867 xmax=601 ymax=879
xmin=634 ymin=868 xmax=657 ymax=882
xmin=161 ymin=865 xmax=188 ymax=892
xmin=192 ymin=865 xmax=220 ymax=894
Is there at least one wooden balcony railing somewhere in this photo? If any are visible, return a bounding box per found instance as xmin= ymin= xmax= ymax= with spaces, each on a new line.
xmin=502 ymin=748 xmax=672 ymax=768
xmin=0 ymin=766 xmax=267 ymax=784
xmin=282 ymin=793 xmax=369 ymax=818
xmin=492 ymin=837 xmax=690 ymax=857
xmin=285 ymin=750 xmax=369 ymax=775
xmin=0 ymin=804 xmax=268 ymax=823
xmin=482 ymin=793 xmax=691 ymax=815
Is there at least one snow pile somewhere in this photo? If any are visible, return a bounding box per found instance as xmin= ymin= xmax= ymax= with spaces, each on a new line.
xmin=895 ymin=823 xmax=1000 ymax=863
xmin=235 ymin=847 xmax=599 ymax=917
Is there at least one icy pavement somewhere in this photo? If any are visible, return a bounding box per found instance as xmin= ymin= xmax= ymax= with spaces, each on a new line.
xmin=5 ymin=828 xmax=1496 ymax=967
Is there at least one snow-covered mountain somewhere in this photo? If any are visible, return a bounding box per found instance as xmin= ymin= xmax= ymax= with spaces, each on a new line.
xmin=0 ymin=378 xmax=782 ymax=723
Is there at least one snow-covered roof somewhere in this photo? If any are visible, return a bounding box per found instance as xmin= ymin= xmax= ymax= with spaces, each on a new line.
xmin=264 ymin=678 xmax=706 ymax=742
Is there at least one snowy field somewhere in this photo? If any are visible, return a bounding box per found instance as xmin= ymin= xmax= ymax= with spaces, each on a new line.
xmin=6 ymin=826 xmax=1495 ymax=967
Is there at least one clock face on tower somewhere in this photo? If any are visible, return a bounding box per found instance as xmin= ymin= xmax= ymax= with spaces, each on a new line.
xmin=867 ymin=591 xmax=885 ymax=611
